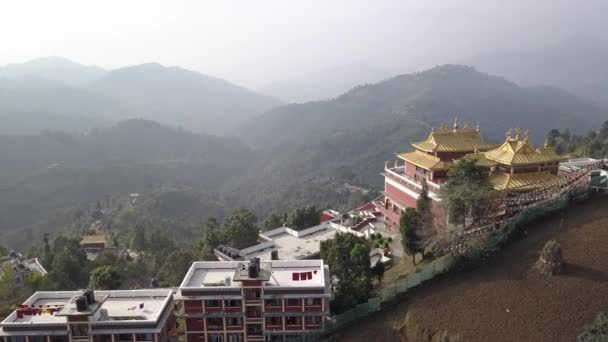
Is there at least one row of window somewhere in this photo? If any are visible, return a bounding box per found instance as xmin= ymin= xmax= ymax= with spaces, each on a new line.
xmin=194 ymin=298 xmax=322 ymax=309
xmin=267 ymin=316 xmax=322 ymax=326
xmin=4 ymin=335 xmax=155 ymax=342
xmin=204 ymin=299 xmax=242 ymax=308
xmin=265 ymin=298 xmax=322 ymax=307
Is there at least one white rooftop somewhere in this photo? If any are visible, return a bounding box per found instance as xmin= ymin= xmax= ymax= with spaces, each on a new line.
xmin=0 ymin=289 xmax=173 ymax=330
xmin=180 ymin=259 xmax=328 ymax=289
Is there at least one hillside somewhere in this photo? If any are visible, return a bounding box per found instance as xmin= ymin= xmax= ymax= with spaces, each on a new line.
xmin=240 ymin=65 xmax=606 ymax=148
xmin=232 ymin=65 xmax=607 ymax=193
xmin=0 ymin=78 xmax=116 ymax=134
xmin=335 ymin=198 xmax=608 ymax=342
xmin=469 ymin=35 xmax=608 ymax=107
xmin=0 ymin=119 xmax=253 ymax=249
xmin=88 ymin=63 xmax=282 ymax=134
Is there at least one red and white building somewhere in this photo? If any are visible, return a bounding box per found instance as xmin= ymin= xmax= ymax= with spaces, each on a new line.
xmin=0 ymin=289 xmax=176 ymax=342
xmin=176 ymin=259 xmax=331 ymax=342
xmin=378 ymin=120 xmax=495 ymax=230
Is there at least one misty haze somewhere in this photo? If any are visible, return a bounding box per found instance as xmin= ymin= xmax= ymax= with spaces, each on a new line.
xmin=0 ymin=1 xmax=607 ymax=342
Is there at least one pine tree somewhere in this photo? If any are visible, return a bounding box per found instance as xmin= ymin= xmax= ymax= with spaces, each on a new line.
xmin=400 ymin=208 xmax=422 ymax=266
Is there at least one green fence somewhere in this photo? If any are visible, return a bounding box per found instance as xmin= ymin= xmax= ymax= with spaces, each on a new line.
xmin=302 ymin=182 xmax=597 ymax=342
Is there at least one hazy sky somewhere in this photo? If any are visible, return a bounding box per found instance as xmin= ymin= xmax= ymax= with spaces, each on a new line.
xmin=1 ymin=0 xmax=607 ymax=88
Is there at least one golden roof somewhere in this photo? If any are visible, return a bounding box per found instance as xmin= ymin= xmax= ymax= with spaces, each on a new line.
xmin=488 ymin=172 xmax=564 ymax=191
xmin=397 ymin=150 xmax=450 ymax=171
xmin=483 ymin=130 xmax=564 ymax=166
xmin=462 ymin=152 xmax=497 ymax=168
xmin=411 ymin=120 xmax=495 ymax=153
xmin=80 ymin=234 xmax=109 ymax=245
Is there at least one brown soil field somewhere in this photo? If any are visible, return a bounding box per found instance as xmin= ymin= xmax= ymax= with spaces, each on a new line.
xmin=333 ymin=197 xmax=608 ymax=342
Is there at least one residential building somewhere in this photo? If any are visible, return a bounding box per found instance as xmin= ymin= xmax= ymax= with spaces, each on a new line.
xmin=213 ymin=213 xmax=390 ymax=268
xmin=0 ymin=252 xmax=47 ymax=288
xmin=0 ymin=289 xmax=176 ymax=342
xmin=176 ymin=259 xmax=331 ymax=342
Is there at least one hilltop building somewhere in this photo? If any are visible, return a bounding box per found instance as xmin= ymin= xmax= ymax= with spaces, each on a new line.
xmin=80 ymin=234 xmax=127 ymax=261
xmin=380 ymin=119 xmax=564 ymax=230
xmin=176 ymin=258 xmax=331 ymax=342
xmin=0 ymin=289 xmax=176 ymax=341
xmin=0 ymin=251 xmax=47 ymax=288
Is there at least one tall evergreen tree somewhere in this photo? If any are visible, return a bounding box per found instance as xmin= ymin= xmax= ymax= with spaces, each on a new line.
xmin=400 ymin=208 xmax=423 ymax=266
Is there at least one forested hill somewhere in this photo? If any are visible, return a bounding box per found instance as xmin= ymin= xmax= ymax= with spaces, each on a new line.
xmin=0 ymin=119 xmax=254 ymax=248
xmin=238 ymin=65 xmax=607 ymax=149
xmin=88 ymin=63 xmax=281 ymax=134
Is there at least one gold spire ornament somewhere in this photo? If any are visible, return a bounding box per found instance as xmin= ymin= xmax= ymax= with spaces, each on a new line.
xmin=453 ymin=117 xmax=459 ymax=132
xmin=524 ymin=129 xmax=530 ymax=143
xmin=514 ymin=128 xmax=521 ymax=140
xmin=476 ymin=122 xmax=480 ymax=132
xmin=506 ymin=129 xmax=512 ymax=140
xmin=544 ymin=138 xmax=549 ymax=148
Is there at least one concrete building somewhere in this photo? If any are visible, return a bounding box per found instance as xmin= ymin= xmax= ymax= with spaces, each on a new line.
xmin=0 ymin=252 xmax=47 ymax=288
xmin=176 ymin=259 xmax=331 ymax=342
xmin=213 ymin=217 xmax=390 ymax=268
xmin=0 ymin=289 xmax=176 ymax=342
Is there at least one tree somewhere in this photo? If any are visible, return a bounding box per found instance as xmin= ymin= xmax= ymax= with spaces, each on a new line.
xmin=157 ymin=249 xmax=196 ymax=286
xmin=443 ymin=159 xmax=493 ymax=228
xmin=224 ymin=208 xmax=260 ymax=249
xmin=400 ymin=208 xmax=423 ymax=266
xmin=89 ymin=266 xmax=122 ymax=290
xmin=131 ymin=225 xmax=147 ymax=252
xmin=262 ymin=213 xmax=286 ymax=232
xmin=546 ymin=128 xmax=561 ymax=147
xmin=320 ymin=233 xmax=371 ymax=313
xmin=47 ymin=237 xmax=89 ymax=290
xmin=200 ymin=217 xmax=223 ymax=260
xmin=286 ymin=206 xmax=321 ymax=231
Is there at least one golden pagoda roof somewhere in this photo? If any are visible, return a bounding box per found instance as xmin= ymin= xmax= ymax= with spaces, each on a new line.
xmin=80 ymin=234 xmax=109 ymax=245
xmin=488 ymin=172 xmax=564 ymax=191
xmin=461 ymin=152 xmax=498 ymax=168
xmin=483 ymin=130 xmax=564 ymax=166
xmin=397 ymin=150 xmax=450 ymax=171
xmin=411 ymin=120 xmax=496 ymax=153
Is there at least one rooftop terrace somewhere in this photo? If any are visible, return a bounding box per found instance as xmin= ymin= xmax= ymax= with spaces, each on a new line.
xmin=0 ymin=289 xmax=173 ymax=334
xmin=180 ymin=259 xmax=328 ymax=290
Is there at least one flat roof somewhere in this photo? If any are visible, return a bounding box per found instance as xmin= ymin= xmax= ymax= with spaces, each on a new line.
xmin=180 ymin=260 xmax=328 ymax=289
xmin=250 ymin=228 xmax=338 ymax=260
xmin=0 ymin=289 xmax=173 ymax=334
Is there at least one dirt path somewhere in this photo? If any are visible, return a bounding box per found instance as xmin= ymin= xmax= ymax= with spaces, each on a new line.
xmin=333 ymin=197 xmax=608 ymax=342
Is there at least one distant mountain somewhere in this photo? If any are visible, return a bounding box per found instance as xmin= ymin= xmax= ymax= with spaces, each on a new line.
xmin=261 ymin=64 xmax=391 ymax=103
xmin=0 ymin=77 xmax=117 ymax=134
xmin=468 ymin=35 xmax=608 ymax=107
xmin=240 ymin=65 xmax=606 ymax=148
xmin=0 ymin=56 xmax=106 ymax=86
xmin=88 ymin=63 xmax=282 ymax=134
